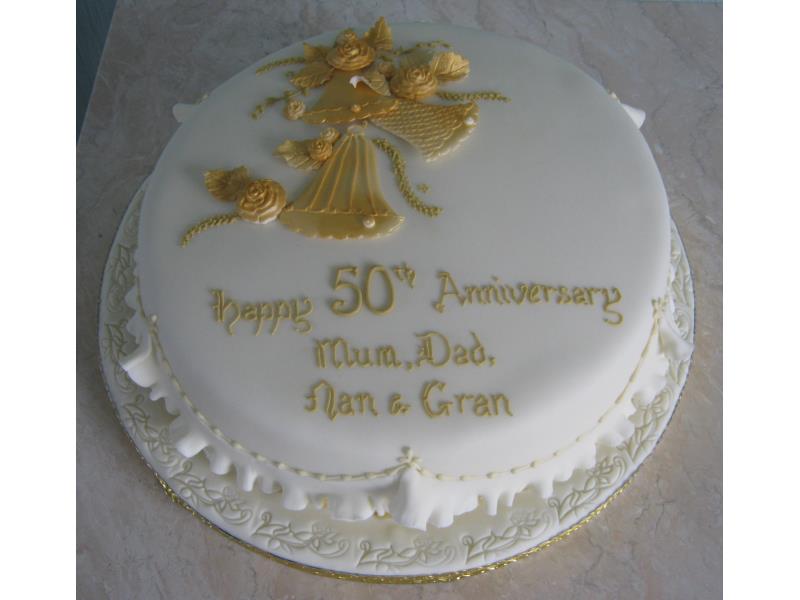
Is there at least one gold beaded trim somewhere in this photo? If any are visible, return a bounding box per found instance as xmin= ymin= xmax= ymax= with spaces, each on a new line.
xmin=180 ymin=213 xmax=239 ymax=247
xmin=383 ymin=40 xmax=453 ymax=57
xmin=436 ymin=90 xmax=511 ymax=103
xmin=372 ymin=137 xmax=443 ymax=217
xmin=255 ymin=56 xmax=306 ymax=75
xmin=251 ymin=90 xmax=301 ymax=120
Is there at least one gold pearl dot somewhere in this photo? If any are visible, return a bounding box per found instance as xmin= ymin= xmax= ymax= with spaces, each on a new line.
xmin=350 ymin=104 xmax=362 ymax=113
xmin=363 ymin=216 xmax=376 ymax=228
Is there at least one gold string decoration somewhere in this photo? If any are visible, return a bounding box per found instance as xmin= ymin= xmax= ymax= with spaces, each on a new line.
xmin=255 ymin=56 xmax=306 ymax=75
xmin=372 ymin=138 xmax=442 ymax=217
xmin=279 ymin=126 xmax=404 ymax=239
xmin=180 ymin=214 xmax=240 ymax=247
xmin=436 ymin=90 xmax=511 ymax=103
xmin=383 ymin=40 xmax=453 ymax=56
xmin=251 ymin=90 xmax=300 ymax=120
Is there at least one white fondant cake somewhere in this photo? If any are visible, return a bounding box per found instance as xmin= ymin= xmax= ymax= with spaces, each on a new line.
xmin=120 ymin=20 xmax=692 ymax=531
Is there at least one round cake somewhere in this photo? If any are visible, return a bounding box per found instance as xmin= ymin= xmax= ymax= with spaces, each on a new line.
xmin=119 ymin=19 xmax=692 ymax=532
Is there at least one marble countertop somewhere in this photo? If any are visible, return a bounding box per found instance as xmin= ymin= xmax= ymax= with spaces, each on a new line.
xmin=77 ymin=1 xmax=722 ymax=598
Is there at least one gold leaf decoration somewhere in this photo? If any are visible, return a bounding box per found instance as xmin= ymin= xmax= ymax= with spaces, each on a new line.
xmin=364 ymin=17 xmax=393 ymax=51
xmin=290 ymin=61 xmax=335 ymax=90
xmin=429 ymin=51 xmax=470 ymax=81
xmin=274 ymin=139 xmax=325 ymax=170
xmin=303 ymin=43 xmax=329 ymax=62
xmin=204 ymin=167 xmax=251 ymax=202
xmin=398 ymin=49 xmax=433 ymax=69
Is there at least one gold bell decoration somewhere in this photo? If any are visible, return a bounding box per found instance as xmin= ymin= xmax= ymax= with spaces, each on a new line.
xmin=279 ymin=125 xmax=404 ymax=239
xmin=301 ymin=70 xmax=399 ymax=125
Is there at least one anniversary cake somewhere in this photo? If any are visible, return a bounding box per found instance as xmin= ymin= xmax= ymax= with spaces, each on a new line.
xmin=117 ymin=18 xmax=692 ymax=534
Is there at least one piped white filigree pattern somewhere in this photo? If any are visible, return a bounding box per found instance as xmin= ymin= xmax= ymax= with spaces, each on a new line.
xmin=253 ymin=512 xmax=350 ymax=558
xmin=358 ymin=538 xmax=457 ymax=571
xmin=462 ymin=510 xmax=554 ymax=563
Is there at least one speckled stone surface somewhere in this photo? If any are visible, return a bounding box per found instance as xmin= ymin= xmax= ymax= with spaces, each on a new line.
xmin=77 ymin=1 xmax=722 ymax=598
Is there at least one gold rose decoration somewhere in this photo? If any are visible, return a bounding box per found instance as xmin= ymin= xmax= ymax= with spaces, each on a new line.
xmin=237 ymin=180 xmax=286 ymax=224
xmin=307 ymin=138 xmax=333 ymax=162
xmin=325 ymin=29 xmax=376 ymax=71
xmin=390 ymin=64 xmax=439 ymax=100
xmin=273 ymin=128 xmax=341 ymax=170
xmin=283 ymin=98 xmax=305 ymax=120
xmin=181 ymin=18 xmax=509 ymax=245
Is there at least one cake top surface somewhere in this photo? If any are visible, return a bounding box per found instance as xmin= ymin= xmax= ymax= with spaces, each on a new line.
xmin=130 ymin=21 xmax=670 ymax=525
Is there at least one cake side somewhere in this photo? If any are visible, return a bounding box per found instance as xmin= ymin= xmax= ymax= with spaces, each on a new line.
xmin=120 ymin=22 xmax=690 ymax=529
